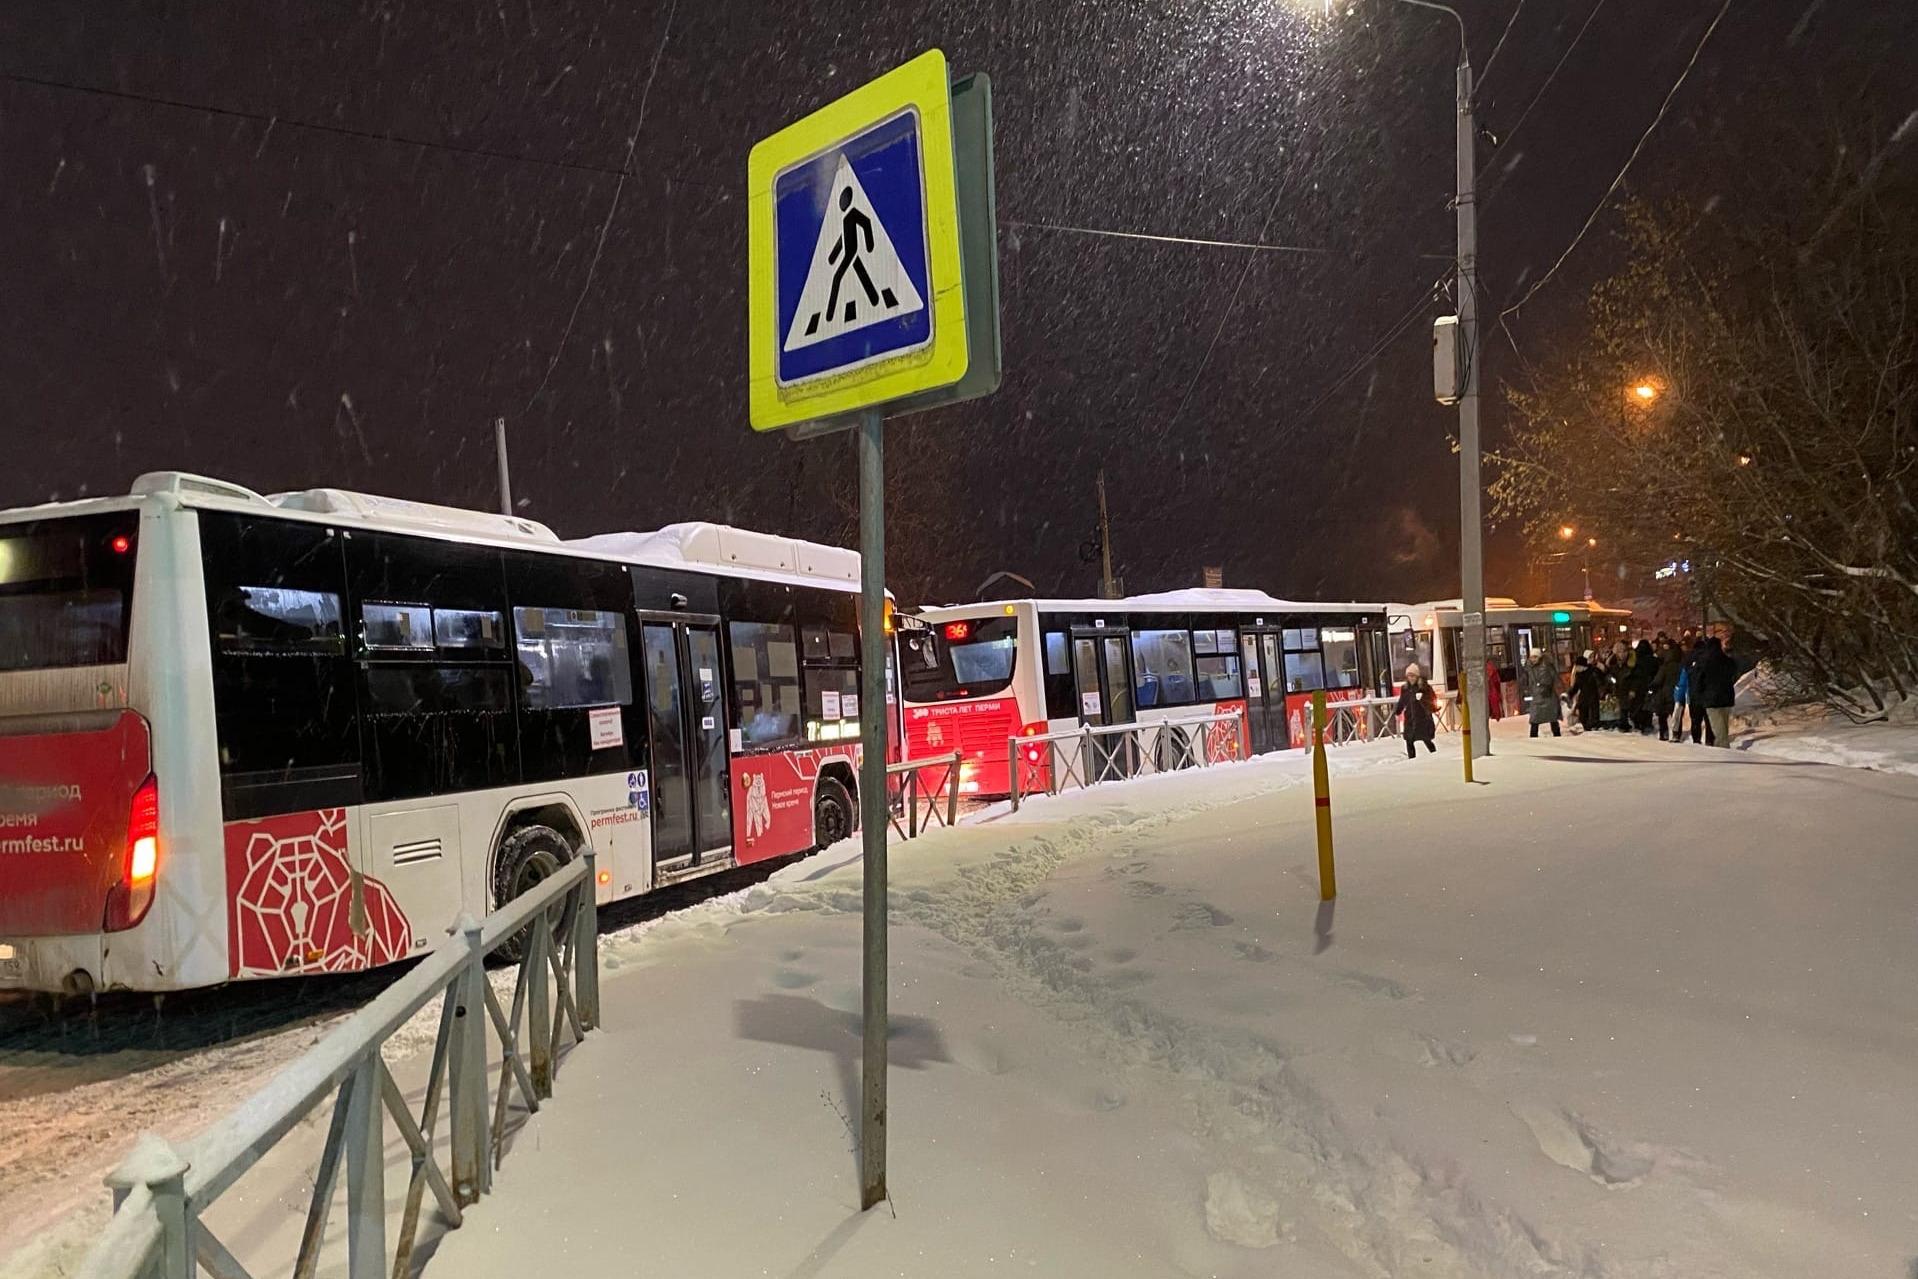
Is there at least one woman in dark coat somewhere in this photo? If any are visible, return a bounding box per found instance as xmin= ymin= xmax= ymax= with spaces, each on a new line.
xmin=1524 ymin=649 xmax=1563 ymax=738
xmin=1651 ymin=638 xmax=1683 ymax=740
xmin=1394 ymin=663 xmax=1439 ymax=758
xmin=1629 ymin=639 xmax=1659 ymax=733
xmin=1571 ymin=653 xmax=1602 ymax=732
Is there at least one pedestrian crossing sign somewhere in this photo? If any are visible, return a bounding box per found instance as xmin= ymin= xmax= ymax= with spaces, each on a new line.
xmin=748 ymin=49 xmax=969 ymax=431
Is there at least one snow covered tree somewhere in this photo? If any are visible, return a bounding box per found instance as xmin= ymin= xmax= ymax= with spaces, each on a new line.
xmin=1492 ymin=134 xmax=1918 ymax=719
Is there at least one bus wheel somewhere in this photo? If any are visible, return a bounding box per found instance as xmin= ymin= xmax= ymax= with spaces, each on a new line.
xmin=493 ymin=824 xmax=578 ymax=964
xmin=813 ymin=778 xmax=854 ymax=849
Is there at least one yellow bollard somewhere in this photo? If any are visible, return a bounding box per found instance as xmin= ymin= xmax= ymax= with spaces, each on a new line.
xmin=1310 ymin=691 xmax=1336 ymax=901
xmin=1457 ymin=668 xmax=1475 ymax=785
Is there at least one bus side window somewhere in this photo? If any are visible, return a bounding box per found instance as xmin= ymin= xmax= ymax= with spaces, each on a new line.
xmin=199 ymin=512 xmax=362 ymax=816
xmin=1042 ymin=630 xmax=1074 ymax=720
xmin=730 ymin=621 xmax=804 ymax=750
xmin=504 ymin=552 xmax=640 ymax=782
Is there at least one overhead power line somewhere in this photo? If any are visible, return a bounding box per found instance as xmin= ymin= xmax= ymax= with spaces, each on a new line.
xmin=1480 ymin=0 xmax=1529 ymax=84
xmin=1500 ymin=0 xmax=1735 ymax=321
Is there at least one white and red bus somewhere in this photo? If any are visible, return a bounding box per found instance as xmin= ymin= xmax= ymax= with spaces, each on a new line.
xmin=899 ymin=591 xmax=1391 ymax=798
xmin=0 ymin=472 xmax=886 ymax=994
xmin=1386 ymin=597 xmax=1633 ymax=715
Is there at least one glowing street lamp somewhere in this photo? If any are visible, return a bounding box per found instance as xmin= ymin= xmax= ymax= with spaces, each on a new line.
xmin=1632 ymin=382 xmax=1659 ymax=403
xmin=1558 ymin=524 xmax=1576 ymax=541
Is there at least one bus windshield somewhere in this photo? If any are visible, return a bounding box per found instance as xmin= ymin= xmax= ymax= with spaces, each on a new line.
xmin=0 ymin=513 xmax=140 ymax=673
xmin=900 ymin=616 xmax=1017 ymax=701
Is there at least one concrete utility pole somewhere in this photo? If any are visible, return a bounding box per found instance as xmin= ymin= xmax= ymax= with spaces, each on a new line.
xmin=1401 ymin=0 xmax=1488 ymax=758
xmin=1096 ymin=468 xmax=1118 ymax=599
xmin=494 ymin=416 xmax=514 ymax=516
xmin=1454 ymin=52 xmax=1489 ymax=758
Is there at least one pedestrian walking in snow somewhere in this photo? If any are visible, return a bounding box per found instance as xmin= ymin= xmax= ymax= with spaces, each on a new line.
xmin=1571 ymin=653 xmax=1602 ymax=732
xmin=1695 ymin=636 xmax=1738 ymax=747
xmin=1685 ymin=636 xmax=1716 ymax=744
xmin=1394 ymin=663 xmax=1439 ymax=758
xmin=1652 ymin=636 xmax=1683 ymax=740
xmin=1629 ymin=639 xmax=1659 ymax=734
xmin=1524 ymin=649 xmax=1563 ymax=738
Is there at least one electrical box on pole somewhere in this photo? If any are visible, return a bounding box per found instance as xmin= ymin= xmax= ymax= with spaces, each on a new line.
xmin=1432 ymin=315 xmax=1461 ymax=405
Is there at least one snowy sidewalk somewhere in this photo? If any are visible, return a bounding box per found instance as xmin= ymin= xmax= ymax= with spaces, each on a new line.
xmin=420 ymin=728 xmax=1918 ymax=1278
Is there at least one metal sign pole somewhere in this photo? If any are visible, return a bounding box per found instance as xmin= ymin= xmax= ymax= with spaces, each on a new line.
xmin=855 ymin=405 xmax=889 ymax=1210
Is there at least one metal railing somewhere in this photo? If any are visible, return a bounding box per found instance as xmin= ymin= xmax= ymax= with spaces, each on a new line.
xmin=887 ymin=750 xmax=963 ymax=839
xmin=79 ymin=853 xmax=603 ymax=1279
xmin=1320 ymin=692 xmax=1460 ymax=745
xmin=1008 ymin=709 xmax=1247 ymax=811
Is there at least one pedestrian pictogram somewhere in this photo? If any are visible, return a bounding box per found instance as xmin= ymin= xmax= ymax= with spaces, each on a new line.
xmin=784 ymin=156 xmax=925 ymax=353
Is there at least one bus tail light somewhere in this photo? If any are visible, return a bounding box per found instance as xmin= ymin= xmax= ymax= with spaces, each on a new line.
xmin=105 ymin=774 xmax=160 ymax=933
xmin=1021 ymin=721 xmax=1047 ymax=765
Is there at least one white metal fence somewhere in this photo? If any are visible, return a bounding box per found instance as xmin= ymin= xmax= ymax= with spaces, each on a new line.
xmin=1318 ymin=691 xmax=1461 ymax=745
xmin=887 ymin=750 xmax=963 ymax=838
xmin=77 ymin=853 xmax=602 ymax=1279
xmin=1007 ymin=709 xmax=1248 ymax=810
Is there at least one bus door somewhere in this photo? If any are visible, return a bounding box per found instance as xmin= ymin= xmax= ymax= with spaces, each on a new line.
xmin=639 ymin=615 xmax=734 ymax=873
xmin=1070 ymin=629 xmax=1136 ymax=782
xmin=1238 ymin=628 xmax=1289 ymax=752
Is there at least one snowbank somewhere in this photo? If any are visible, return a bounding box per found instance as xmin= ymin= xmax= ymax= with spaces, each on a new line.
xmin=1731 ymin=666 xmax=1918 ymax=777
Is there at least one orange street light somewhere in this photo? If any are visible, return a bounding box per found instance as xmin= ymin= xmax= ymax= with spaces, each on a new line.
xmin=1558 ymin=524 xmax=1576 ymax=541
xmin=1632 ymin=382 xmax=1659 ymax=402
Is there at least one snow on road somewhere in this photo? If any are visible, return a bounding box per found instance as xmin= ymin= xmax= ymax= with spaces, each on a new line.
xmin=413 ymin=727 xmax=1918 ymax=1279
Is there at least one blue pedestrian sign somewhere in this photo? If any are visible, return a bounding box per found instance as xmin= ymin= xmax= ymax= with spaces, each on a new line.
xmin=775 ymin=113 xmax=931 ymax=386
xmin=747 ymin=50 xmax=970 ymax=432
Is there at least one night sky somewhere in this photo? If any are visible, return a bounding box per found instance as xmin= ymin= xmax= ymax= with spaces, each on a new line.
xmin=2 ymin=1 xmax=1909 ymax=605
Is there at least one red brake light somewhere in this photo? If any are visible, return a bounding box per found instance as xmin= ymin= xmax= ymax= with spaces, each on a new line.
xmin=110 ymin=534 xmax=132 ymax=554
xmin=943 ymin=621 xmax=971 ymax=642
xmin=104 ymin=774 xmax=159 ymax=932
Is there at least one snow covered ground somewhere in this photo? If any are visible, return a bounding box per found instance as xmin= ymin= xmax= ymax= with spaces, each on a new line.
xmin=10 ymin=722 xmax=1918 ymax=1278
xmin=416 ymin=725 xmax=1917 ymax=1278
xmin=1731 ymin=677 xmax=1918 ymax=778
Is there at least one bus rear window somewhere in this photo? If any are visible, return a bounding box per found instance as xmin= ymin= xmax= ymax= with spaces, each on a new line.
xmin=900 ymin=617 xmax=1017 ymax=701
xmin=0 ymin=513 xmax=139 ymax=672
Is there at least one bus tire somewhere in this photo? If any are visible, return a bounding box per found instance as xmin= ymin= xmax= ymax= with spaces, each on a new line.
xmin=492 ymin=824 xmax=578 ymax=964
xmin=813 ymin=777 xmax=855 ymax=849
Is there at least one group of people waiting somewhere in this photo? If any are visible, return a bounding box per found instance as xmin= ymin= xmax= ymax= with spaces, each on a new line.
xmin=1535 ymin=630 xmax=1739 ymax=745
xmin=1391 ymin=631 xmax=1741 ymax=756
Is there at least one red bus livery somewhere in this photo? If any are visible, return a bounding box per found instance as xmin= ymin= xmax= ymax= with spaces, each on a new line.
xmin=901 ymin=592 xmax=1392 ymax=798
xmin=0 ymin=473 xmax=884 ymax=994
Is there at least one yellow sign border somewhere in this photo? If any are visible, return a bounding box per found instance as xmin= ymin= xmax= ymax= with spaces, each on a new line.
xmin=748 ymin=49 xmax=968 ymax=432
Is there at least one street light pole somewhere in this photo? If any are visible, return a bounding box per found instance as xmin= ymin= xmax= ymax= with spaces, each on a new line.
xmin=1399 ymin=0 xmax=1488 ymax=758
xmin=1453 ymin=51 xmax=1488 ymax=758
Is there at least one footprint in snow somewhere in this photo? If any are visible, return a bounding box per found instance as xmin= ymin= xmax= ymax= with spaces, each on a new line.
xmin=1234 ymin=941 xmax=1277 ymax=963
xmin=1050 ymin=915 xmax=1086 ymax=932
xmin=1511 ymin=1101 xmax=1663 ymax=1187
xmin=1416 ymin=1033 xmax=1476 ymax=1068
xmin=771 ymin=967 xmax=818 ymax=990
xmin=1122 ymin=880 xmax=1168 ymax=899
xmin=1173 ymin=902 xmax=1233 ymax=929
xmin=1337 ymin=971 xmax=1415 ymax=1000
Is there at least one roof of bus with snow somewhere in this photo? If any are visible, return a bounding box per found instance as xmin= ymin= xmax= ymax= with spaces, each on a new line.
xmin=1387 ymin=598 xmax=1634 ymax=627
xmin=4 ymin=472 xmax=865 ymax=594
xmin=917 ymin=589 xmax=1385 ymax=618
